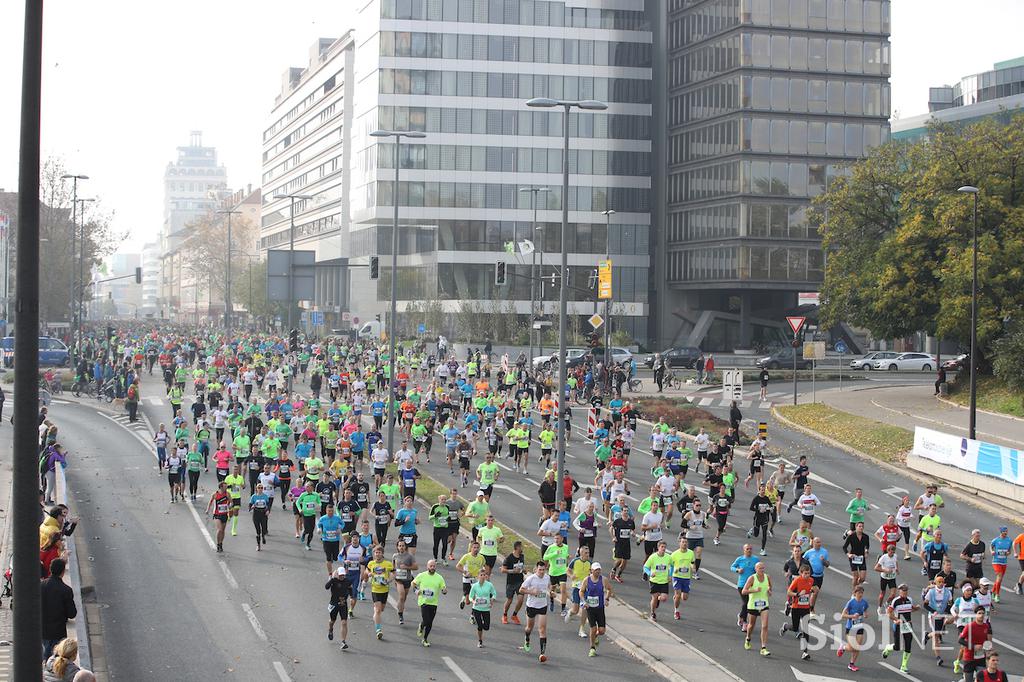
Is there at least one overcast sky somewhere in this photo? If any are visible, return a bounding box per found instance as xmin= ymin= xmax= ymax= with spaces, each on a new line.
xmin=1 ymin=0 xmax=1023 ymax=253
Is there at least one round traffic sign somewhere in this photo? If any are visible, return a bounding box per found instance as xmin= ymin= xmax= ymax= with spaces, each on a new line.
xmin=352 ymin=316 xmax=360 ymax=325
xmin=835 ymin=340 xmax=848 ymax=354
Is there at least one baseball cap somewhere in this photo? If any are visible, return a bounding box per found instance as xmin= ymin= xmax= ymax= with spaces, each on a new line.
xmin=335 ymin=567 xmax=345 ymax=576
xmin=591 ymin=562 xmax=602 ymax=570
xmin=999 ymin=526 xmax=1008 ymax=532
xmin=979 ymin=577 xmax=993 ymax=586
xmin=476 ymin=490 xmax=486 ymax=497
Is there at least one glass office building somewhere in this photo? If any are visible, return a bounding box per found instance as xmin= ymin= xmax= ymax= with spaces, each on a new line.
xmin=653 ymin=0 xmax=891 ymax=350
xmin=345 ymin=0 xmax=654 ymax=343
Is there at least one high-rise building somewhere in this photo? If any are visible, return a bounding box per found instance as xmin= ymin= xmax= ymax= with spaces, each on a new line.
xmin=160 ymin=131 xmax=228 ymax=319
xmin=141 ymin=242 xmax=160 ymax=317
xmin=263 ymin=1 xmax=654 ymax=343
xmin=893 ymin=56 xmax=1024 ymax=142
xmin=652 ymin=0 xmax=891 ymax=350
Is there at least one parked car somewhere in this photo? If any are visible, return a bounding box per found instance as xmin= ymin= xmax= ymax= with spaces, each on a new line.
xmin=0 ymin=336 xmax=70 ymax=367
xmin=941 ymin=353 xmax=969 ymax=371
xmin=533 ymin=348 xmax=586 ymax=370
xmin=756 ymin=347 xmax=812 ymax=370
xmin=644 ymin=347 xmax=701 ymax=369
xmin=871 ymin=352 xmax=936 ymax=371
xmin=610 ymin=346 xmax=634 ymax=365
xmin=849 ymin=351 xmax=898 ymax=370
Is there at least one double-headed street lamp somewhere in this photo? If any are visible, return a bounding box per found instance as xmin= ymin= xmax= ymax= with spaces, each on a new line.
xmin=525 ymin=97 xmax=607 ymax=499
xmin=519 ymin=187 xmax=550 ymax=364
xmin=273 ymin=192 xmax=313 ymax=333
xmin=957 ymin=185 xmax=980 ymax=440
xmin=60 ymin=173 xmax=87 ymax=359
xmin=370 ymin=128 xmax=427 ymax=455
xmin=217 ymin=206 xmax=242 ymax=336
xmin=601 ymin=208 xmax=615 ymax=382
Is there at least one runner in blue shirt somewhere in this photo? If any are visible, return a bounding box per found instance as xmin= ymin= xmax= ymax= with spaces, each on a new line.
xmin=371 ymin=400 xmax=386 ymax=429
xmin=991 ymin=526 xmax=1012 ymax=602
xmin=318 ymin=504 xmax=345 ymax=575
xmin=803 ymin=538 xmax=831 ymax=590
xmin=837 ymin=585 xmax=870 ymax=670
xmin=730 ymin=545 xmax=759 ymax=628
xmin=349 ymin=430 xmax=365 ymax=459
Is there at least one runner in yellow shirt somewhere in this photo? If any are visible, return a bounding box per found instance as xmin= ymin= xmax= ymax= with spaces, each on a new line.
xmin=457 ymin=541 xmax=486 ymax=609
xmin=364 ymin=545 xmax=394 ymax=640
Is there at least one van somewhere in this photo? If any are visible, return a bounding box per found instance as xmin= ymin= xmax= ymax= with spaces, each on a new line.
xmin=0 ymin=336 xmax=70 ymax=367
xmin=357 ymin=320 xmax=383 ymax=340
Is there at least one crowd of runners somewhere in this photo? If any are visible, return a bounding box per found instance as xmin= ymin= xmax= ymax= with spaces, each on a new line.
xmin=78 ymin=326 xmax=1022 ymax=679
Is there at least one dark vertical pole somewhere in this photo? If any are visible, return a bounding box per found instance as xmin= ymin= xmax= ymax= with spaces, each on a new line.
xmin=14 ymin=0 xmax=43 ymax=678
xmin=969 ymin=193 xmax=978 ymax=440
xmin=68 ymin=180 xmax=77 ymax=358
xmin=288 ymin=197 xmax=295 ymax=333
xmin=386 ymin=137 xmax=401 ymax=455
xmin=225 ymin=212 xmax=232 ymax=335
xmin=556 ymin=105 xmax=569 ymax=500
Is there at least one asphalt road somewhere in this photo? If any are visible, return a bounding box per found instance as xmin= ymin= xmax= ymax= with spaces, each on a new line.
xmin=65 ymin=370 xmax=1024 ymax=682
xmin=55 ymin=392 xmax=654 ymax=682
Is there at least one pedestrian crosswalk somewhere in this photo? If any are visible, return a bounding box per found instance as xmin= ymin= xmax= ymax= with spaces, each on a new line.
xmin=679 ymin=390 xmax=788 ymax=410
xmin=110 ymin=413 xmax=149 ymax=432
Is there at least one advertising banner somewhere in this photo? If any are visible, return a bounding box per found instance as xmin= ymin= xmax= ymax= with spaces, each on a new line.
xmin=913 ymin=426 xmax=1022 ymax=486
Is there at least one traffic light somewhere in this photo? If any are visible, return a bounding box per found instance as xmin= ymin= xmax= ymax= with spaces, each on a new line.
xmin=587 ymin=269 xmax=598 ymax=290
xmin=289 ymin=328 xmax=299 ymax=352
xmin=369 ymin=256 xmax=379 ymax=280
xmin=588 ymin=332 xmax=600 ymax=348
xmin=494 ymin=261 xmax=507 ymax=286
xmin=135 ymin=266 xmax=142 ymax=284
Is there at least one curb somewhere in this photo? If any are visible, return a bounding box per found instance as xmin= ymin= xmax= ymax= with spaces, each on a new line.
xmin=936 ymin=394 xmax=1024 ymax=424
xmin=770 ymin=406 xmax=1024 ymax=526
xmin=56 ymin=466 xmax=92 ymax=671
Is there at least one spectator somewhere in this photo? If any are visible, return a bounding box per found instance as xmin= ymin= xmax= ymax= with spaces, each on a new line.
xmin=39 ymin=557 xmax=75 ymax=659
xmin=39 ymin=528 xmax=66 ymax=579
xmin=704 ymin=354 xmax=716 ymax=383
xmin=934 ymin=365 xmax=946 ymax=396
xmin=696 ymin=354 xmax=705 ymax=384
xmin=652 ymin=353 xmax=665 ymax=392
xmin=125 ymin=378 xmax=140 ymax=423
xmin=0 ymin=382 xmax=5 ymax=422
xmin=43 ymin=637 xmax=81 ymax=681
xmin=729 ymin=401 xmax=743 ymax=432
xmin=41 ymin=444 xmax=68 ymax=505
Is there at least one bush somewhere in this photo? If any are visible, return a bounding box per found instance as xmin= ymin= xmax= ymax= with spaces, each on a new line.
xmin=993 ymin=322 xmax=1024 ymax=407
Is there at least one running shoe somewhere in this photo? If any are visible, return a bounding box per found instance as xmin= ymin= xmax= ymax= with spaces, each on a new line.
xmin=538 ymin=654 xmax=547 ymax=663
xmin=511 ymin=614 xmax=521 ymax=625
xmin=502 ymin=615 xmax=509 ymax=624
xmin=743 ymin=639 xmax=752 ymax=650
xmin=760 ymin=647 xmax=770 ymax=656
xmin=588 ymin=647 xmax=596 ymax=657
xmin=847 ymin=663 xmax=858 ymax=672
xmin=801 ymin=652 xmax=810 ymax=660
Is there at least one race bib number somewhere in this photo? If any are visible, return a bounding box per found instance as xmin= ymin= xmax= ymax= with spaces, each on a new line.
xmin=586 ymin=595 xmax=600 ymax=607
xmin=882 ymin=572 xmax=896 ymax=580
xmin=619 ymin=529 xmax=632 ymax=538
xmin=422 ymin=589 xmax=434 ymax=598
xmin=851 ymin=555 xmax=864 ymax=565
xmin=483 ymin=539 xmax=496 ymax=547
xmin=899 ymin=621 xmax=913 ymax=635
xmin=475 ymin=597 xmax=489 ymax=607
xmin=929 ymin=559 xmax=941 ymax=569
xmin=797 ymin=594 xmax=810 ymax=606
xmin=377 ymin=515 xmax=390 ymax=524
xmin=754 ymin=599 xmax=767 ymax=609
xmin=395 ymin=569 xmax=409 ymax=580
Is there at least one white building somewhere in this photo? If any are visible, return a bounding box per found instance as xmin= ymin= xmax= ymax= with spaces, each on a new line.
xmin=262 ymin=1 xmax=653 ymax=343
xmin=141 ymin=241 xmax=160 ymax=317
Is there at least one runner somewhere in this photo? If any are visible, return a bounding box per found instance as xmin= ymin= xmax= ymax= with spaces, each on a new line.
xmin=837 ymin=584 xmax=870 ymax=671
xmin=394 ymin=496 xmax=419 ymax=554
xmin=923 ymin=573 xmax=953 ymax=666
xmin=566 ymin=545 xmax=592 ymax=635
xmin=363 ymin=545 xmax=394 ymax=640
xmin=843 ymin=521 xmax=870 ymax=589
xmin=469 ymin=567 xmax=497 ymax=648
xmin=519 ymin=561 xmax=552 ymax=663
xmin=874 ymin=543 xmax=900 ymax=616
xmin=581 ymin=562 xmax=613 ymax=657
xmin=642 ymin=540 xmax=672 ymax=621
xmin=296 ymin=481 xmax=321 ymax=549
xmin=610 ymin=505 xmax=634 ymax=583
xmin=165 ymin=447 xmax=184 ymax=503
xmin=779 ymin=563 xmax=817 ymax=661
xmin=392 ymin=540 xmax=417 ymax=625
xmin=477 ymin=515 xmax=504 ymax=570
xmin=325 ymin=567 xmax=353 ymax=649
xmin=224 ymin=464 xmax=245 ymax=537
xmin=990 ymin=526 xmax=1012 ymax=602
xmin=741 ymin=561 xmax=772 ymax=656
xmin=681 ymin=499 xmax=706 ymax=579
xmin=456 ymin=541 xmax=486 ymax=610
xmin=669 ymin=536 xmax=695 ymax=620
xmin=501 ymin=541 xmax=526 ymax=624
xmin=747 ymin=483 xmax=773 ymax=555
xmin=249 ymin=483 xmax=270 ymax=550
xmin=880 ymin=581 xmax=921 ymax=671
xmin=412 ymin=559 xmax=447 ymax=647
xmin=542 ymin=533 xmax=570 ymax=616
xmin=428 ymin=494 xmax=451 ymax=563
xmin=205 ymin=481 xmax=231 ymax=553
xmin=318 ymin=503 xmax=343 ymax=575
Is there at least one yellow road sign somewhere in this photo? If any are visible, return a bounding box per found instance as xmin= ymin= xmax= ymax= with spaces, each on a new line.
xmin=588 ymin=314 xmax=604 ymax=329
xmin=598 ymin=260 xmax=612 ymax=300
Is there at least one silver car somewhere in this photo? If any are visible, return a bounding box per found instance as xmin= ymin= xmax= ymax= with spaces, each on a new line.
xmin=872 ymin=352 xmax=936 ymax=371
xmin=849 ymin=351 xmax=897 ymax=370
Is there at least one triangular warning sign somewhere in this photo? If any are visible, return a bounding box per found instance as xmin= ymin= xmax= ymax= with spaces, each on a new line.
xmin=786 ymin=316 xmax=806 ymax=335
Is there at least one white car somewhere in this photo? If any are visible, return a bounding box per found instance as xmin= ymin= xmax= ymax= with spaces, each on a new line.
xmin=872 ymin=352 xmax=936 ymax=371
xmin=849 ymin=351 xmax=898 ymax=370
xmin=610 ymin=347 xmax=634 ymax=365
xmin=532 ymin=348 xmax=586 ymax=370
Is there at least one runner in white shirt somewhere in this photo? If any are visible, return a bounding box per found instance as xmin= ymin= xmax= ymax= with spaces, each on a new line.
xmin=395 ymin=444 xmax=416 ymax=467
xmin=874 ymin=546 xmax=900 ymax=616
xmin=538 ymin=510 xmax=562 ymax=548
xmin=694 ymin=428 xmax=710 ymax=473
xmin=519 ymin=563 xmax=553 ymax=662
xmin=573 ymin=491 xmax=599 ymax=519
xmin=655 ymin=473 xmax=679 ymax=530
xmin=894 ymin=496 xmax=915 ymax=560
xmin=650 ymin=431 xmax=666 ymax=460
xmin=796 ymin=484 xmax=821 ymax=527
xmin=371 ymin=444 xmax=390 ymax=488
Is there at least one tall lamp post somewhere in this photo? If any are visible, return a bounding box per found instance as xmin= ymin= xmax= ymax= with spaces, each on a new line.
xmin=217 ymin=206 xmax=241 ymax=336
xmin=519 ymin=186 xmax=550 ymax=365
xmin=273 ymin=192 xmax=313 ymax=333
xmin=60 ymin=173 xmax=87 ymax=358
xmin=958 ymin=185 xmax=980 ymax=440
xmin=601 ymin=208 xmax=615 ymax=385
xmin=370 ymin=128 xmax=427 ymax=455
xmin=526 ymin=97 xmax=607 ymax=499
xmin=74 ymin=197 xmax=94 ymax=356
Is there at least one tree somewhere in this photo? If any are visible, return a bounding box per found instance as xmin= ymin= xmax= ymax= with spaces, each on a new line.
xmin=183 ymin=209 xmax=258 ymax=312
xmin=814 ymin=112 xmax=1024 ymax=361
xmin=232 ymin=258 xmax=285 ymax=328
xmin=993 ymin=321 xmax=1024 ymax=405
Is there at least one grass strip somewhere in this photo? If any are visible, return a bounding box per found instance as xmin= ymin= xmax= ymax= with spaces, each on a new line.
xmin=775 ymin=403 xmax=914 ymax=464
xmin=946 ymin=375 xmax=1024 ymax=419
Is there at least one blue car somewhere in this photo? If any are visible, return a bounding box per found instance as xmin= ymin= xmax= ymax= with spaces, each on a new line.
xmin=0 ymin=336 xmax=70 ymax=367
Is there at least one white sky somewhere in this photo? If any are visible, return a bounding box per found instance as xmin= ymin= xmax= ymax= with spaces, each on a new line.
xmin=1 ymin=0 xmax=1023 ymax=253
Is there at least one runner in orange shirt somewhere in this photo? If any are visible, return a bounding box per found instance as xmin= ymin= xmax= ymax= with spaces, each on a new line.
xmin=780 ymin=563 xmax=818 ymax=661
xmin=538 ymin=393 xmax=555 ymax=425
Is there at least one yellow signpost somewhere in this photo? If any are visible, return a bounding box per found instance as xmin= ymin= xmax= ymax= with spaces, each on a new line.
xmin=597 ymin=259 xmax=612 ymax=300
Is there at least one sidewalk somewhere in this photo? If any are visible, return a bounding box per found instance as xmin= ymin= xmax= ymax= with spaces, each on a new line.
xmin=0 ymin=441 xmax=13 ymax=681
xmin=808 ymin=383 xmax=1024 ymax=449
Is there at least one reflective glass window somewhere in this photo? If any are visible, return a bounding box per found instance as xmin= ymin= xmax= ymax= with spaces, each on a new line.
xmin=790 ymin=36 xmax=807 ymax=70
xmin=808 ymin=38 xmax=826 ymax=71
xmin=771 ymin=35 xmax=789 ymax=69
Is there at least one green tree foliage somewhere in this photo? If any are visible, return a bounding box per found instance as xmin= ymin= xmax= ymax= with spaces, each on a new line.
xmin=814 ymin=112 xmax=1024 ymax=360
xmin=993 ymin=321 xmax=1024 ymax=401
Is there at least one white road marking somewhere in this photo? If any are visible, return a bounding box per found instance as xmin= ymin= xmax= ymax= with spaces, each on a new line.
xmin=219 ymin=560 xmax=238 ymax=589
xmin=100 ymin=413 xmax=156 ymax=452
xmin=183 ymin=498 xmax=217 ymax=551
xmin=700 ymin=567 xmax=737 ymax=589
xmin=242 ymin=602 xmax=268 ymax=641
xmin=273 ymin=661 xmax=291 ymax=682
xmin=878 ymin=661 xmax=922 ymax=682
xmin=148 ymin=397 xmax=163 ymax=405
xmin=442 ymin=656 xmax=474 ymax=682
xmin=993 ymin=637 xmax=1024 ymax=657
xmin=790 ymin=664 xmax=854 ymax=682
xmin=827 ymin=565 xmax=854 ymax=580
xmin=492 ymin=483 xmax=530 ymax=501
xmin=699 ymin=398 xmax=714 ymax=406
xmin=760 ymin=401 xmax=773 ymax=409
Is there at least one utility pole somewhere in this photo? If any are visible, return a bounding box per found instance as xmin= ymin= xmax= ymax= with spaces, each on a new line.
xmin=274 ymin=192 xmax=313 ymax=333
xmin=14 ymin=1 xmax=43 ymax=676
xmin=519 ymin=187 xmax=549 ymax=365
xmin=217 ymin=207 xmax=241 ymax=336
xmin=61 ymin=173 xmax=88 ymax=359
xmin=602 ymin=208 xmax=615 ymax=386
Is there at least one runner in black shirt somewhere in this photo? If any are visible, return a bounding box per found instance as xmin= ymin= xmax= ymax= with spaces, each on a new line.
xmin=611 ymin=509 xmax=635 ymax=582
xmin=843 ymin=522 xmax=871 ymax=589
xmin=501 ymin=542 xmax=527 ymax=624
xmin=315 ymin=475 xmax=337 ymax=516
xmin=274 ymin=454 xmax=294 ymax=505
xmin=347 ymin=473 xmax=371 ymax=510
xmin=337 ymin=490 xmax=360 ymax=536
xmin=325 ymin=569 xmax=353 ymax=648
xmin=371 ymin=490 xmax=393 ymax=545
xmin=786 ymin=456 xmax=810 ymax=512
xmin=748 ymin=485 xmax=773 ymax=554
xmin=245 ymin=451 xmax=266 ymax=496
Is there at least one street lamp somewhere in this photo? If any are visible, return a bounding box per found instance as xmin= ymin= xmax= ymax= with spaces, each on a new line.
xmin=60 ymin=174 xmax=87 ymax=360
xmin=519 ymin=187 xmax=550 ymax=365
xmin=957 ymin=185 xmax=980 ymax=440
xmin=273 ymin=192 xmax=313 ymax=333
xmin=217 ymin=206 xmax=242 ymax=336
xmin=370 ymin=128 xmax=427 ymax=455
xmin=526 ymin=97 xmax=607 ymax=497
xmin=73 ymin=197 xmax=94 ymax=355
xmin=601 ymin=208 xmax=615 ymax=383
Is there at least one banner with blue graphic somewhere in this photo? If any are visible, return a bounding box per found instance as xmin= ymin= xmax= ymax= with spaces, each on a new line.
xmin=913 ymin=426 xmax=1022 ymax=486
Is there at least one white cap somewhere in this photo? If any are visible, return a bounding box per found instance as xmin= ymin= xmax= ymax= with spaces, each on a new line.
xmin=591 ymin=562 xmax=602 ymax=570
xmin=476 ymin=490 xmax=486 ymax=497
xmin=335 ymin=567 xmax=345 ymax=577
